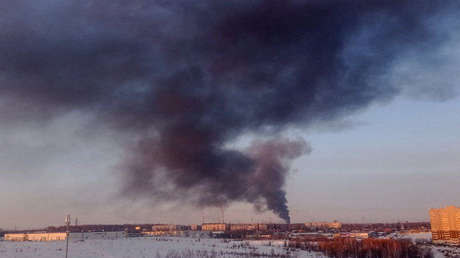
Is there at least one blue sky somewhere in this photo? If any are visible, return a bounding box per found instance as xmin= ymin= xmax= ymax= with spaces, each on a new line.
xmin=286 ymin=96 xmax=460 ymax=223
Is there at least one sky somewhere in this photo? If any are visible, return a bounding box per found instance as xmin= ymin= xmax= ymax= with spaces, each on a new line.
xmin=287 ymin=96 xmax=460 ymax=223
xmin=0 ymin=0 xmax=460 ymax=229
xmin=1 ymin=95 xmax=459 ymax=229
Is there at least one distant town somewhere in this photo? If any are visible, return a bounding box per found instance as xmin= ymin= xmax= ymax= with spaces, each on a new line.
xmin=1 ymin=206 xmax=459 ymax=257
xmin=2 ymin=220 xmax=426 ymax=241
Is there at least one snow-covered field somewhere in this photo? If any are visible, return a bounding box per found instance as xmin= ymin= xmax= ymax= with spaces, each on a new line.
xmin=0 ymin=237 xmax=325 ymax=258
xmin=397 ymin=232 xmax=432 ymax=242
xmin=431 ymin=245 xmax=460 ymax=258
xmin=386 ymin=232 xmax=433 ymax=244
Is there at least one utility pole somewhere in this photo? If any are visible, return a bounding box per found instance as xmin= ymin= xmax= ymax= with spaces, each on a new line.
xmin=65 ymin=214 xmax=71 ymax=258
xmin=220 ymin=206 xmax=225 ymax=224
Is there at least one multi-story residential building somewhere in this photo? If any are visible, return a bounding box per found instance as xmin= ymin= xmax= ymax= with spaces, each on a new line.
xmin=229 ymin=224 xmax=268 ymax=231
xmin=430 ymin=206 xmax=460 ymax=244
xmin=201 ymin=223 xmax=228 ymax=232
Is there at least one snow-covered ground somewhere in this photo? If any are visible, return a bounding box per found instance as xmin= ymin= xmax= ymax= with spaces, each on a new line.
xmin=398 ymin=232 xmax=432 ymax=242
xmin=387 ymin=232 xmax=460 ymax=257
xmin=0 ymin=237 xmax=325 ymax=258
xmin=386 ymin=232 xmax=432 ymax=244
xmin=431 ymin=245 xmax=460 ymax=258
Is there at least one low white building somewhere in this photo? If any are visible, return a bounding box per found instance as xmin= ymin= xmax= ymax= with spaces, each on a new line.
xmin=5 ymin=232 xmax=66 ymax=241
xmin=4 ymin=231 xmax=127 ymax=242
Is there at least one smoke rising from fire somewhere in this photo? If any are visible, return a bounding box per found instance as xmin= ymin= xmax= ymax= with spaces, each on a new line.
xmin=0 ymin=0 xmax=458 ymax=222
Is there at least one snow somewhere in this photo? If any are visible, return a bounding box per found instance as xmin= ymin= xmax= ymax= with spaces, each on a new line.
xmin=399 ymin=232 xmax=432 ymax=242
xmin=389 ymin=232 xmax=460 ymax=258
xmin=387 ymin=232 xmax=432 ymax=243
xmin=0 ymin=237 xmax=325 ymax=258
xmin=430 ymin=245 xmax=460 ymax=258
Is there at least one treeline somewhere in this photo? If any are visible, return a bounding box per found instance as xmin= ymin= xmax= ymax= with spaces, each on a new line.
xmin=341 ymin=222 xmax=430 ymax=233
xmin=290 ymin=238 xmax=433 ymax=258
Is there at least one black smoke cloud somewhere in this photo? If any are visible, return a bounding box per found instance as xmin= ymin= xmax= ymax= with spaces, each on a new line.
xmin=0 ymin=0 xmax=458 ymax=222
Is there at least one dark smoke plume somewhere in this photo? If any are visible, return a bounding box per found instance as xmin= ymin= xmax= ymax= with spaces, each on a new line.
xmin=0 ymin=0 xmax=458 ymax=222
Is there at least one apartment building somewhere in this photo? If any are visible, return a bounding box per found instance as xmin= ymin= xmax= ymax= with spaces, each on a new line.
xmin=430 ymin=206 xmax=460 ymax=244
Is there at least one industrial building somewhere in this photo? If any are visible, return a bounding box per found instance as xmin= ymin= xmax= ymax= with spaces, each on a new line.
xmin=304 ymin=221 xmax=342 ymax=229
xmin=4 ymin=231 xmax=127 ymax=242
xmin=190 ymin=224 xmax=201 ymax=231
xmin=152 ymin=224 xmax=174 ymax=232
xmin=229 ymin=223 xmax=268 ymax=231
xmin=4 ymin=232 xmax=66 ymax=241
xmin=430 ymin=205 xmax=460 ymax=244
xmin=152 ymin=224 xmax=189 ymax=232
